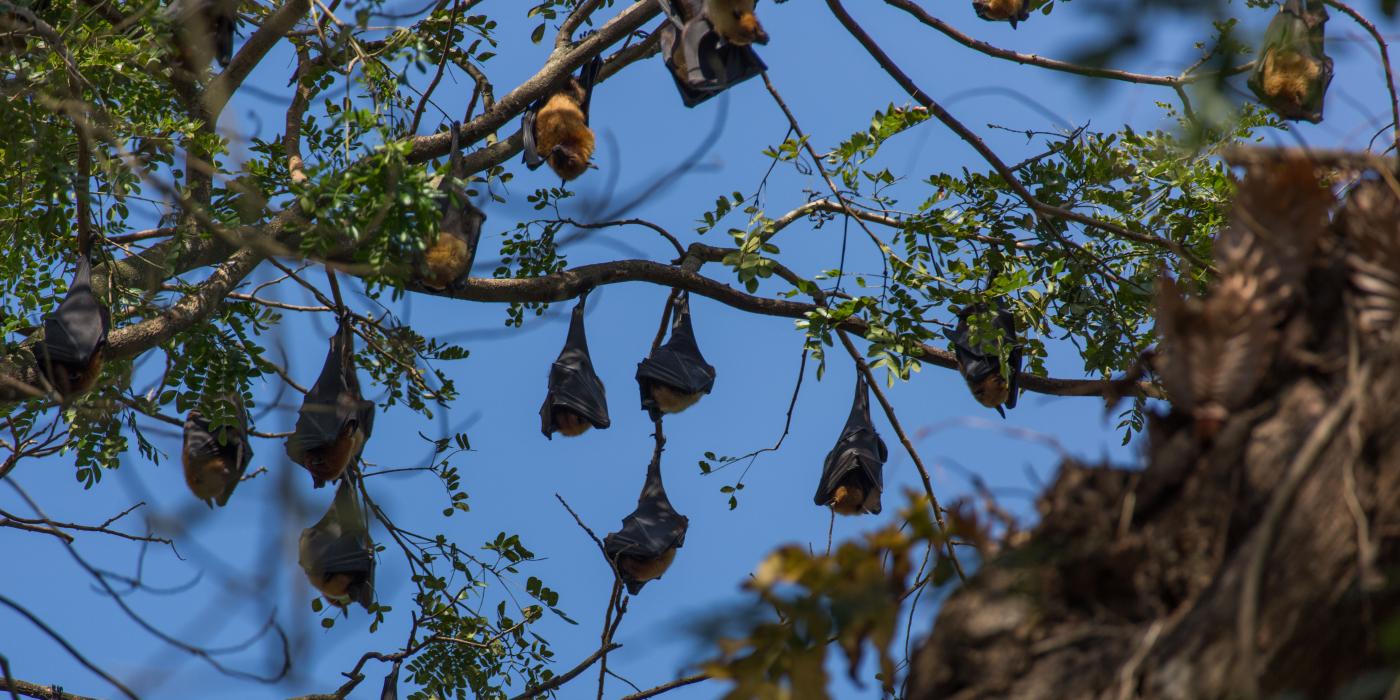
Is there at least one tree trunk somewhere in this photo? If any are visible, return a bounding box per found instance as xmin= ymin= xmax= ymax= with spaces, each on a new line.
xmin=908 ymin=155 xmax=1400 ymax=700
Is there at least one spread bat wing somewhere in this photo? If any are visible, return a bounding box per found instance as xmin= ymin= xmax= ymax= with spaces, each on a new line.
xmin=286 ymin=319 xmax=373 ymax=464
xmin=813 ymin=373 xmax=888 ymax=514
xmin=299 ymin=479 xmax=376 ymax=610
xmin=637 ymin=291 xmax=717 ymax=419
xmin=603 ymin=454 xmax=689 ymax=594
xmin=40 ymin=256 xmax=109 ymax=368
xmin=657 ymin=0 xmax=766 ymax=108
xmin=540 ymin=294 xmax=611 ymax=437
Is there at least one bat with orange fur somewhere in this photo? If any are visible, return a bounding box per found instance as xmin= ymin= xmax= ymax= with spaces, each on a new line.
xmin=182 ymin=395 xmax=252 ymax=507
xmin=604 ymin=451 xmax=688 ymax=594
xmin=522 ymin=57 xmax=601 ymax=182
xmin=286 ymin=317 xmax=375 ymax=487
xmin=944 ymin=302 xmax=1021 ymax=418
xmin=299 ymin=478 xmax=375 ymax=611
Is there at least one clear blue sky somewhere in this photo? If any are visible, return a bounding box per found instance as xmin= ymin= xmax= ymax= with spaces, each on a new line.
xmin=4 ymin=1 xmax=1398 ymax=699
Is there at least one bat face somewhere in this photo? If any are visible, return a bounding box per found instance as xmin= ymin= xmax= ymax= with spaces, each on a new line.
xmin=829 ymin=475 xmax=868 ymax=516
xmin=616 ymin=547 xmax=678 ymax=585
xmin=552 ymin=407 xmax=592 ymax=437
xmin=969 ymin=374 xmax=1010 ymax=409
xmin=183 ymin=453 xmax=231 ymax=505
xmin=423 ymin=232 xmax=470 ymax=290
xmin=303 ymin=420 xmax=363 ymax=486
xmin=649 ymin=383 xmax=704 ymax=415
xmin=1261 ymin=48 xmax=1321 ymax=111
xmin=706 ymin=0 xmax=768 ymax=46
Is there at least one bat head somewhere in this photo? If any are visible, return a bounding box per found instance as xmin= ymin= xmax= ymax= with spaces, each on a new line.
xmin=970 ymin=374 xmax=1010 ymax=412
xmin=973 ymin=0 xmax=1025 ymax=24
xmin=733 ymin=10 xmax=768 ymax=45
xmin=548 ymin=145 xmax=591 ymax=182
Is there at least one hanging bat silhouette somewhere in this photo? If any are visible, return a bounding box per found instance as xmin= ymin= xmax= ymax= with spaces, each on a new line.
xmin=1248 ymin=0 xmax=1332 ymax=123
xmin=636 ymin=291 xmax=716 ymax=420
xmin=705 ymin=0 xmax=768 ymax=46
xmin=973 ymin=0 xmax=1030 ymax=28
xmin=944 ymin=302 xmax=1021 ymax=418
xmin=540 ymin=293 xmax=610 ymax=438
xmin=814 ymin=373 xmax=888 ymax=516
xmin=422 ymin=122 xmax=486 ymax=291
xmin=169 ymin=0 xmax=239 ymax=69
xmin=36 ymin=256 xmax=110 ymax=400
xmin=182 ymin=395 xmax=253 ymax=507
xmin=603 ymin=451 xmax=688 ymax=594
xmin=379 ymin=659 xmax=401 ymax=700
xmin=657 ymin=0 xmax=767 ymax=107
xmin=286 ymin=318 xmax=375 ymax=487
xmin=299 ymin=477 xmax=375 ymax=611
xmin=521 ymin=56 xmax=602 ymax=182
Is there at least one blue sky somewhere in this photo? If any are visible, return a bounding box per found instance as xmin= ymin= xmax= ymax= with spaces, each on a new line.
xmin=4 ymin=1 xmax=1399 ymax=699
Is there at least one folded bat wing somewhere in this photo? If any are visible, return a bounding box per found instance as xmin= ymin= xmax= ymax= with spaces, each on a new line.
xmin=813 ymin=374 xmax=888 ymax=514
xmin=540 ymin=296 xmax=611 ymax=437
xmin=299 ymin=479 xmax=376 ymax=610
xmin=636 ymin=291 xmax=717 ymax=419
xmin=603 ymin=456 xmax=689 ymax=594
xmin=183 ymin=397 xmax=253 ymax=506
xmin=656 ymin=0 xmax=767 ymax=108
xmin=40 ymin=257 xmax=109 ymax=367
xmin=945 ymin=302 xmax=1022 ymax=410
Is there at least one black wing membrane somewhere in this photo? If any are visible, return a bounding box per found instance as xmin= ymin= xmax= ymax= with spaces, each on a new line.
xmin=299 ymin=478 xmax=376 ymax=610
xmin=636 ymin=291 xmax=716 ymax=420
xmin=540 ymin=294 xmax=611 ymax=438
xmin=813 ymin=373 xmax=888 ymax=515
xmin=656 ymin=0 xmax=766 ymax=108
xmin=603 ymin=452 xmax=689 ymax=595
xmin=285 ymin=318 xmax=375 ymax=484
xmin=39 ymin=256 xmax=109 ymax=369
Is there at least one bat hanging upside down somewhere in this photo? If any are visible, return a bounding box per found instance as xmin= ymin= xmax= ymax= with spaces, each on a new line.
xmin=533 ymin=80 xmax=595 ymax=182
xmin=615 ymin=546 xmax=678 ymax=585
xmin=648 ymin=382 xmax=704 ymax=415
xmin=1259 ymin=48 xmax=1321 ymax=111
xmin=302 ymin=420 xmax=365 ymax=484
xmin=706 ymin=0 xmax=769 ymax=46
xmin=307 ymin=571 xmax=361 ymax=607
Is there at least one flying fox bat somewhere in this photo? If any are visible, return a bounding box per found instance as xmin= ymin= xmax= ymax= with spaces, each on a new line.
xmin=286 ymin=318 xmax=375 ymax=487
xmin=636 ymin=291 xmax=716 ymax=420
xmin=181 ymin=395 xmax=253 ymax=507
xmin=540 ymin=294 xmax=610 ymax=438
xmin=603 ymin=453 xmax=688 ymax=594
xmin=944 ymin=302 xmax=1021 ymax=418
xmin=657 ymin=0 xmax=767 ymax=107
xmin=813 ymin=373 xmax=887 ymax=516
xmin=973 ymin=0 xmax=1030 ymax=28
xmin=522 ymin=57 xmax=601 ymax=182
xmin=37 ymin=256 xmax=110 ymax=400
xmin=299 ymin=477 xmax=375 ymax=611
xmin=1248 ymin=0 xmax=1332 ymax=123
xmin=422 ymin=122 xmax=486 ymax=291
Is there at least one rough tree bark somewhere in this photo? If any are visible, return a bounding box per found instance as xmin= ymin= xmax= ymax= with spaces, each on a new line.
xmin=908 ymin=153 xmax=1400 ymax=700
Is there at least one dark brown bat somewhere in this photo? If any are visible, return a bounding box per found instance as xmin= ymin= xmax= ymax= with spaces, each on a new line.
xmin=299 ymin=477 xmax=375 ymax=611
xmin=814 ymin=373 xmax=887 ymax=516
xmin=540 ymin=294 xmax=610 ymax=439
xmin=636 ymin=291 xmax=716 ymax=420
xmin=181 ymin=395 xmax=252 ymax=507
xmin=944 ymin=302 xmax=1021 ymax=418
xmin=37 ymin=256 xmax=110 ymax=401
xmin=604 ymin=451 xmax=688 ymax=594
xmin=286 ymin=318 xmax=375 ymax=487
xmin=657 ymin=0 xmax=767 ymax=107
